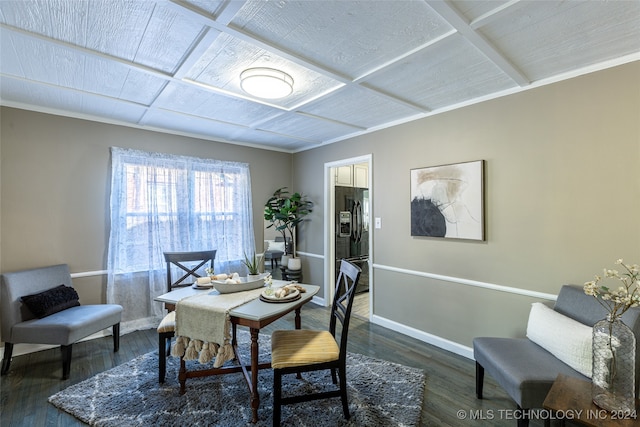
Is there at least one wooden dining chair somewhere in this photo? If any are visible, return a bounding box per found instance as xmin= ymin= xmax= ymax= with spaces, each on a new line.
xmin=158 ymin=250 xmax=216 ymax=383
xmin=163 ymin=250 xmax=217 ymax=293
xmin=270 ymin=259 xmax=361 ymax=426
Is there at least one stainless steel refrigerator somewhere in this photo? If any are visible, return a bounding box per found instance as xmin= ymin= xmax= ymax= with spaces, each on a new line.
xmin=335 ymin=186 xmax=369 ymax=293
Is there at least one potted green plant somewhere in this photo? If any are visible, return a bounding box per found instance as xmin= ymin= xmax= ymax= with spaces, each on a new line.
xmin=264 ymin=187 xmax=313 ymax=269
xmin=242 ymin=251 xmax=262 ymax=277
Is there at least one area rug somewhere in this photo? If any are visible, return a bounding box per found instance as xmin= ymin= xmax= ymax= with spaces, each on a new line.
xmin=49 ymin=330 xmax=425 ymax=426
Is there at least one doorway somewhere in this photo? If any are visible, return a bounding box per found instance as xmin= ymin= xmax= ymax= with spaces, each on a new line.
xmin=324 ymin=155 xmax=372 ymax=320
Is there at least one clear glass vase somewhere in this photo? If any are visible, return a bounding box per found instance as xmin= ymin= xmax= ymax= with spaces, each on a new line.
xmin=591 ymin=316 xmax=636 ymax=412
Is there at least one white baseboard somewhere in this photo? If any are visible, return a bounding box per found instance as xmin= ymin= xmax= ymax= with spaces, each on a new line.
xmin=371 ymin=314 xmax=474 ymax=360
xmin=311 ymin=295 xmax=328 ymax=307
xmin=310 ymin=295 xmax=473 ymax=360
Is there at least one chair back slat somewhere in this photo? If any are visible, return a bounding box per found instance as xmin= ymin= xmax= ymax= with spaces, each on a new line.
xmin=330 ymin=259 xmax=361 ymax=361
xmin=163 ymin=250 xmax=217 ymax=292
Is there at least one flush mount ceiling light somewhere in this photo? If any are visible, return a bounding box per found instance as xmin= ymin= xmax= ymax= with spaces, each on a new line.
xmin=240 ymin=67 xmax=293 ymax=99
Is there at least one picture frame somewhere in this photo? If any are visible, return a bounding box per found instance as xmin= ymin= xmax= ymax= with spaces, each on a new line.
xmin=410 ymin=160 xmax=484 ymax=240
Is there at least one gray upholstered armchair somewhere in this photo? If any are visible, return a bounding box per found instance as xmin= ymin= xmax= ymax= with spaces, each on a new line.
xmin=1 ymin=264 xmax=123 ymax=379
xmin=473 ymin=284 xmax=640 ymax=427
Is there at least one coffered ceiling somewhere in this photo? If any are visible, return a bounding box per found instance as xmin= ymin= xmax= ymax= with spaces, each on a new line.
xmin=1 ymin=1 xmax=639 ymax=152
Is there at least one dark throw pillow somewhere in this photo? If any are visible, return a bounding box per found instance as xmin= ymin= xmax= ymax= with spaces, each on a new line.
xmin=21 ymin=285 xmax=80 ymax=318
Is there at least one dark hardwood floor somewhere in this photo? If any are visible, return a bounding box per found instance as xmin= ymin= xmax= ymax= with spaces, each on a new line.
xmin=1 ymin=302 xmax=563 ymax=426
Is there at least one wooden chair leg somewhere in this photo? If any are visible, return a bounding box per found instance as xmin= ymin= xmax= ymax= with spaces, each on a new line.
xmin=61 ymin=344 xmax=72 ymax=380
xmin=159 ymin=334 xmax=167 ymax=383
xmin=112 ymin=323 xmax=120 ymax=352
xmin=273 ymin=369 xmax=282 ymax=427
xmin=165 ymin=335 xmax=172 ymax=356
xmin=475 ymin=361 xmax=484 ymax=399
xmin=339 ymin=365 xmax=350 ymax=419
xmin=1 ymin=343 xmax=13 ymax=375
xmin=331 ymin=367 xmax=338 ymax=384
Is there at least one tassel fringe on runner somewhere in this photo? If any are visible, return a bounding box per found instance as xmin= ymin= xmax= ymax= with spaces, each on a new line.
xmin=172 ymin=336 xmax=235 ymax=367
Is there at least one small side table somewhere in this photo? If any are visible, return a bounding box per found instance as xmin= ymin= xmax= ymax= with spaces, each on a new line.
xmin=543 ymin=374 xmax=638 ymax=427
xmin=281 ymin=267 xmax=302 ymax=282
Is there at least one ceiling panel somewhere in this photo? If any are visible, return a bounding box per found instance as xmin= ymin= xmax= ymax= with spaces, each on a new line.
xmin=142 ymin=108 xmax=246 ymax=141
xmin=258 ymin=111 xmax=360 ymax=142
xmin=182 ymin=0 xmax=228 ymax=18
xmin=364 ymin=34 xmax=517 ymax=110
xmin=232 ymin=0 xmax=453 ymax=79
xmin=154 ymin=81 xmax=282 ymax=127
xmin=453 ymin=0 xmax=518 ymax=23
xmin=0 ymin=0 xmax=638 ymax=152
xmin=125 ymin=4 xmax=206 ymax=74
xmin=1 ymin=32 xmax=83 ymax=88
xmin=2 ymin=31 xmax=168 ymax=105
xmin=79 ymin=91 xmax=150 ymax=122
xmin=1 ymin=75 xmax=85 ymax=110
xmin=184 ymin=32 xmax=344 ymax=109
xmin=0 ymin=75 xmax=148 ymax=123
xmin=0 ymin=1 xmax=205 ymax=74
xmin=0 ymin=0 xmax=91 ymax=44
xmin=231 ymin=128 xmax=311 ymax=151
xmin=478 ymin=1 xmax=640 ymax=81
xmin=300 ymin=85 xmax=420 ymax=129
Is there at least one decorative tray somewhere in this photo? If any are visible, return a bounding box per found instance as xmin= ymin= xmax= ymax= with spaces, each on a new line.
xmin=213 ymin=273 xmax=269 ymax=294
xmin=192 ymin=283 xmax=214 ymax=290
xmin=259 ymin=288 xmax=300 ymax=303
xmin=191 ymin=277 xmax=215 ymax=289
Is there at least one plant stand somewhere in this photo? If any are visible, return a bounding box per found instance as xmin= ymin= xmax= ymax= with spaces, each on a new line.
xmin=280 ymin=266 xmax=302 ymax=283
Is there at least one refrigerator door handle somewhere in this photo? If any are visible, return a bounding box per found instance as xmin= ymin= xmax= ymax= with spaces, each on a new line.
xmin=352 ymin=200 xmax=362 ymax=243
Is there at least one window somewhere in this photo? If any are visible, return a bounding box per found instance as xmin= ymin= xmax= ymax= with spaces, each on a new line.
xmin=107 ymin=147 xmax=254 ymax=327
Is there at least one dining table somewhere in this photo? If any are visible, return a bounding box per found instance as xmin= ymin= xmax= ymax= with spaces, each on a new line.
xmin=154 ymin=280 xmax=320 ymax=424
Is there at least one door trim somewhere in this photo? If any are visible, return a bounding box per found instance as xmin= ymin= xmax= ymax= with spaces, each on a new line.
xmin=324 ymin=154 xmax=373 ymax=317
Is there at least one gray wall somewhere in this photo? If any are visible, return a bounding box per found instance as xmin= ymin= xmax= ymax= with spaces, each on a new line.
xmin=293 ymin=62 xmax=640 ymax=350
xmin=0 ymin=108 xmax=292 ymax=310
xmin=1 ymin=62 xmax=638 ymax=356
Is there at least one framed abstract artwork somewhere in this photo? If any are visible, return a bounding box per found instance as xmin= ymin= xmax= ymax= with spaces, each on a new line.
xmin=410 ymin=160 xmax=484 ymax=240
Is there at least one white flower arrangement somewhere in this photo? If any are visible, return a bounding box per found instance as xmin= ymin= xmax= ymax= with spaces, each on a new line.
xmin=264 ymin=274 xmax=273 ymax=286
xmin=584 ymin=259 xmax=640 ymax=319
xmin=264 ymin=274 xmax=274 ymax=296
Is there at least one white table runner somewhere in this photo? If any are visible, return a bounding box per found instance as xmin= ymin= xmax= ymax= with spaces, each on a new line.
xmin=171 ymin=287 xmax=264 ymax=367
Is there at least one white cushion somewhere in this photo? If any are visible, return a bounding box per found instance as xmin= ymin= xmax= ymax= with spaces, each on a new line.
xmin=526 ymin=302 xmax=592 ymax=378
xmin=267 ymin=240 xmax=285 ymax=252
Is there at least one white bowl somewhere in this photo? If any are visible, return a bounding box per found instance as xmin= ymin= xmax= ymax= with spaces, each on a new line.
xmin=213 ymin=272 xmax=269 ymax=294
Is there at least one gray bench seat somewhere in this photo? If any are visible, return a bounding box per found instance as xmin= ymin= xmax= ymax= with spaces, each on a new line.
xmin=11 ymin=304 xmax=122 ymax=345
xmin=1 ymin=264 xmax=123 ymax=379
xmin=473 ymin=337 xmax=589 ymax=409
xmin=473 ymin=284 xmax=640 ymax=427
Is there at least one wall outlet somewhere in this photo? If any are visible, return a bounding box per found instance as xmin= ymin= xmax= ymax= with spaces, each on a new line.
xmin=375 ymin=217 xmax=381 ymax=229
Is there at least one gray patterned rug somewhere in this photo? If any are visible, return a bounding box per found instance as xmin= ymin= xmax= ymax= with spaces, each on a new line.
xmin=49 ymin=330 xmax=425 ymax=426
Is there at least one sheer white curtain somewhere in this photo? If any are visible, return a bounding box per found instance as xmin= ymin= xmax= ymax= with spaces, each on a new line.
xmin=107 ymin=147 xmax=254 ymax=331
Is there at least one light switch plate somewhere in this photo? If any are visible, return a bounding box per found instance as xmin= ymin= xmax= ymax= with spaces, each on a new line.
xmin=375 ymin=217 xmax=381 ymax=229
